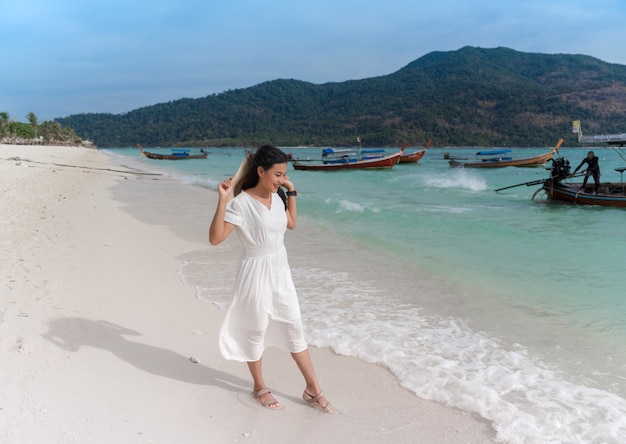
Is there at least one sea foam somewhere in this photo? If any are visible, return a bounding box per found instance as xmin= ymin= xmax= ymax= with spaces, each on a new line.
xmin=291 ymin=266 xmax=626 ymax=444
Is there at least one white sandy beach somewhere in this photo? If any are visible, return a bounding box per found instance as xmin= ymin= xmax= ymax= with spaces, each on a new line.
xmin=0 ymin=144 xmax=497 ymax=443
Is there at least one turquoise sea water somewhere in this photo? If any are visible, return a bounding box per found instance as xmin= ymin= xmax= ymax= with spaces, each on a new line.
xmin=109 ymin=146 xmax=626 ymax=443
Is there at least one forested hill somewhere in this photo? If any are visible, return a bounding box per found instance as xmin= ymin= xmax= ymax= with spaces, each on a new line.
xmin=56 ymin=46 xmax=626 ymax=148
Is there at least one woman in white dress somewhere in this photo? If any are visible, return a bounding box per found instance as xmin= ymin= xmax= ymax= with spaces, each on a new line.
xmin=209 ymin=145 xmax=333 ymax=412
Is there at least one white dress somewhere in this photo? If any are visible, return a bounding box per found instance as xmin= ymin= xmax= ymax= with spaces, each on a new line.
xmin=219 ymin=191 xmax=307 ymax=362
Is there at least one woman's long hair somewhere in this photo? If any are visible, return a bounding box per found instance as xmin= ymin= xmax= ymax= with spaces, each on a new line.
xmin=227 ymin=145 xmax=289 ymax=201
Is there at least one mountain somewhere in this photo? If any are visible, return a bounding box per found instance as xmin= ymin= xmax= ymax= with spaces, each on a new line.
xmin=55 ymin=46 xmax=626 ymax=148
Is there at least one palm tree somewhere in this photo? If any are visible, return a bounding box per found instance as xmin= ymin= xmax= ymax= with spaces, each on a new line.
xmin=26 ymin=112 xmax=39 ymax=135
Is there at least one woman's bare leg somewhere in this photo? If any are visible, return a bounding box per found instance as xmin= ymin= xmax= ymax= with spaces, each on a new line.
xmin=247 ymin=358 xmax=281 ymax=408
xmin=291 ymin=348 xmax=333 ymax=412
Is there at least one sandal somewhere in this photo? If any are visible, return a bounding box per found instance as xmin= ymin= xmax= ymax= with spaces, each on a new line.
xmin=253 ymin=387 xmax=282 ymax=410
xmin=303 ymin=391 xmax=334 ymax=413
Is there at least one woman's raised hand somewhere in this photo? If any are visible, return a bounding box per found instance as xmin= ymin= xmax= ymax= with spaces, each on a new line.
xmin=282 ymin=175 xmax=294 ymax=192
xmin=217 ymin=178 xmax=232 ymax=199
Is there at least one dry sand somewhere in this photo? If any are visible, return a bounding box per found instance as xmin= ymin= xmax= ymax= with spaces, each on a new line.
xmin=0 ymin=144 xmax=497 ymax=443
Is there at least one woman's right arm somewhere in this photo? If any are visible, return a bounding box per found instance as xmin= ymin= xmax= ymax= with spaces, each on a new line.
xmin=209 ymin=179 xmax=236 ymax=245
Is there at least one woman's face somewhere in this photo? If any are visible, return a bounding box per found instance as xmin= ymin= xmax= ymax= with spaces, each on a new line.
xmin=258 ymin=162 xmax=288 ymax=193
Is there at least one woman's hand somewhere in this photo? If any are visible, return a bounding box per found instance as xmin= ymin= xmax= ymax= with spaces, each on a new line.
xmin=218 ymin=178 xmax=233 ymax=199
xmin=210 ymin=177 xmax=235 ymax=245
xmin=282 ymin=175 xmax=294 ymax=192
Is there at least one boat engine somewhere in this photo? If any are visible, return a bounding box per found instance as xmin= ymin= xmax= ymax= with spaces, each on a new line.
xmin=550 ymin=157 xmax=570 ymax=181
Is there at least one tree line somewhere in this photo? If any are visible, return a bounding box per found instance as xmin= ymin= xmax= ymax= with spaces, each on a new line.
xmin=1 ymin=112 xmax=86 ymax=146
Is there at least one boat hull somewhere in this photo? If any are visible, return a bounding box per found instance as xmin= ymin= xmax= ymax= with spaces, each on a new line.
xmin=399 ymin=149 xmax=426 ymax=163
xmin=450 ymin=140 xmax=562 ymax=168
xmin=292 ymin=152 xmax=402 ymax=171
xmin=541 ymin=180 xmax=626 ymax=208
xmin=136 ymin=144 xmax=207 ymax=160
xmin=399 ymin=139 xmax=430 ymax=164
xmin=450 ymin=151 xmax=556 ymax=168
xmin=142 ymin=151 xmax=207 ymax=160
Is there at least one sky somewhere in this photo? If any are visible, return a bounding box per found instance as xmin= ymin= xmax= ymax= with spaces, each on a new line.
xmin=2 ymin=0 xmax=626 ymax=122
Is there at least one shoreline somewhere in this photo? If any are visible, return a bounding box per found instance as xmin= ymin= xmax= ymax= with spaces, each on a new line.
xmin=0 ymin=145 xmax=497 ymax=443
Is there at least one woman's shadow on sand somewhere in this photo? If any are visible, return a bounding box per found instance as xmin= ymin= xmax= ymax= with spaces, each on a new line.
xmin=42 ymin=317 xmax=249 ymax=395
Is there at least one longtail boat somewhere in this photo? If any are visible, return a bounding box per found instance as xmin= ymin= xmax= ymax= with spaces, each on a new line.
xmin=291 ymin=150 xmax=404 ymax=171
xmin=399 ymin=138 xmax=432 ymax=164
xmin=449 ymin=139 xmax=563 ymax=168
xmin=136 ymin=144 xmax=207 ymax=160
xmin=527 ymin=121 xmax=626 ymax=207
xmin=496 ymin=156 xmax=626 ymax=208
xmin=290 ymin=137 xmax=405 ymax=171
xmin=535 ymin=155 xmax=626 ymax=207
xmin=539 ymin=177 xmax=626 ymax=207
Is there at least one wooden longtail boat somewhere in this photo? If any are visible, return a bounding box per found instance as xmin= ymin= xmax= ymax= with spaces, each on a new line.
xmin=290 ymin=136 xmax=405 ymax=171
xmin=539 ymin=178 xmax=626 ymax=207
xmin=528 ymin=122 xmax=626 ymax=207
xmin=498 ymin=125 xmax=626 ymax=207
xmin=136 ymin=144 xmax=207 ymax=160
xmin=534 ymin=156 xmax=626 ymax=208
xmin=498 ymin=155 xmax=626 ymax=208
xmin=291 ymin=150 xmax=404 ymax=171
xmin=399 ymin=138 xmax=432 ymax=164
xmin=449 ymin=139 xmax=563 ymax=168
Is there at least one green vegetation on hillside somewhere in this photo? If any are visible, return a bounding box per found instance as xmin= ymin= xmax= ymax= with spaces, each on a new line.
xmin=56 ymin=46 xmax=626 ymax=148
xmin=1 ymin=111 xmax=84 ymax=146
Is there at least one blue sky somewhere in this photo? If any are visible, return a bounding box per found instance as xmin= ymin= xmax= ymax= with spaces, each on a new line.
xmin=2 ymin=0 xmax=626 ymax=122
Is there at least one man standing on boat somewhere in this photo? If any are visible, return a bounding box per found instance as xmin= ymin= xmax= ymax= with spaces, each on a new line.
xmin=572 ymin=151 xmax=600 ymax=194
